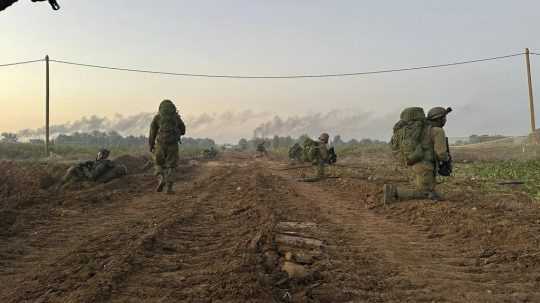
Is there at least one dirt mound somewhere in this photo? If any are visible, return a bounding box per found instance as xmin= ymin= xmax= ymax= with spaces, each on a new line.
xmin=113 ymin=154 xmax=152 ymax=174
xmin=0 ymin=161 xmax=68 ymax=199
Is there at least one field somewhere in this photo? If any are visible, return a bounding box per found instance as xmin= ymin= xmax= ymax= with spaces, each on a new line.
xmin=1 ymin=143 xmax=540 ymax=302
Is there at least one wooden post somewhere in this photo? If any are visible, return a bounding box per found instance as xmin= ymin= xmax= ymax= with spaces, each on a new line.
xmin=45 ymin=55 xmax=50 ymax=156
xmin=525 ymin=48 xmax=536 ymax=143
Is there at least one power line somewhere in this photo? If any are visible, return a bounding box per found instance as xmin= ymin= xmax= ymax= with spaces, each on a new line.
xmin=49 ymin=52 xmax=525 ymax=79
xmin=0 ymin=53 xmax=527 ymax=77
xmin=0 ymin=59 xmax=44 ymax=67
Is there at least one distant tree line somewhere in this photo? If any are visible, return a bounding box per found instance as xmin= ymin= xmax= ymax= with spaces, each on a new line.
xmin=1 ymin=131 xmax=215 ymax=149
xmin=455 ymin=134 xmax=507 ymax=145
xmin=54 ymin=131 xmax=215 ymax=149
xmin=1 ymin=132 xmax=18 ymax=143
xmin=235 ymin=134 xmax=386 ymax=151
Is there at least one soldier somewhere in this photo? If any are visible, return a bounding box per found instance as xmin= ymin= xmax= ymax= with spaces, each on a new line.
xmin=288 ymin=142 xmax=303 ymax=163
xmin=383 ymin=107 xmax=452 ymax=203
xmin=256 ymin=140 xmax=268 ymax=157
xmin=300 ymin=133 xmax=331 ymax=181
xmin=314 ymin=133 xmax=330 ymax=179
xmin=61 ymin=148 xmax=127 ymax=186
xmin=202 ymin=146 xmax=218 ymax=159
xmin=149 ymin=99 xmax=186 ymax=194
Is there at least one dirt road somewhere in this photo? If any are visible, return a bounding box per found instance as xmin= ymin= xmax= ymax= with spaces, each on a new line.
xmin=1 ymin=155 xmax=540 ymax=302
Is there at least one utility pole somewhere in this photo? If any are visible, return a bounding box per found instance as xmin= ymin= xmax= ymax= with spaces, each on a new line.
xmin=525 ymin=48 xmax=536 ymax=143
xmin=45 ymin=55 xmax=50 ymax=156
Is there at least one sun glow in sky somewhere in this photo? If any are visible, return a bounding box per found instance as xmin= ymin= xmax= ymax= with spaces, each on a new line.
xmin=1 ymin=0 xmax=539 ymax=142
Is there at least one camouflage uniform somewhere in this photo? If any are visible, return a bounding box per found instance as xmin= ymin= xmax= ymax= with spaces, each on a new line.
xmin=202 ymin=147 xmax=218 ymax=159
xmin=149 ymin=100 xmax=186 ymax=193
xmin=303 ymin=133 xmax=330 ymax=180
xmin=256 ymin=141 xmax=267 ymax=157
xmin=288 ymin=143 xmax=303 ymax=163
xmin=384 ymin=107 xmax=450 ymax=202
xmin=316 ymin=134 xmax=330 ymax=178
xmin=61 ymin=149 xmax=127 ymax=185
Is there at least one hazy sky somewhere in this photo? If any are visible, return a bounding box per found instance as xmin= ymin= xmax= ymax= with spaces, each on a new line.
xmin=1 ymin=1 xmax=539 ymax=142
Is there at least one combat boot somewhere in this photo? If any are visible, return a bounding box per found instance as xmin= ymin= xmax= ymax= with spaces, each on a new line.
xmin=156 ymin=175 xmax=165 ymax=192
xmin=166 ymin=182 xmax=175 ymax=194
xmin=382 ymin=184 xmax=397 ymax=204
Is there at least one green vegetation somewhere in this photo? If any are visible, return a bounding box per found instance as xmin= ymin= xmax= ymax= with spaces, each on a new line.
xmin=455 ymin=160 xmax=540 ymax=198
xmin=0 ymin=142 xmax=146 ymax=160
xmin=1 ymin=131 xmax=217 ymax=160
xmin=335 ymin=142 xmax=389 ymax=156
xmin=454 ymin=134 xmax=507 ymax=145
xmin=0 ymin=142 xmax=213 ymax=161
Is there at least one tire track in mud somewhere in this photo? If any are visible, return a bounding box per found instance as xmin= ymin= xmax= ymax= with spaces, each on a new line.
xmin=268 ymin=164 xmax=540 ymax=302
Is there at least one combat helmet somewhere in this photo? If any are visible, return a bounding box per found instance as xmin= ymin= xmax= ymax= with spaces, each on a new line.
xmin=96 ymin=148 xmax=110 ymax=161
xmin=319 ymin=133 xmax=330 ymax=143
xmin=427 ymin=107 xmax=452 ymax=120
xmin=159 ymin=99 xmax=177 ymax=114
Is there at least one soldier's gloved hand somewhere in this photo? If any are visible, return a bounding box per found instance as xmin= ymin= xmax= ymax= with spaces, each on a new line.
xmin=150 ymin=145 xmax=155 ymax=153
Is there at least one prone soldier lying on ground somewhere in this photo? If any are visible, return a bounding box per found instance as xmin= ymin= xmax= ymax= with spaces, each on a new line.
xmin=61 ymin=149 xmax=127 ymax=186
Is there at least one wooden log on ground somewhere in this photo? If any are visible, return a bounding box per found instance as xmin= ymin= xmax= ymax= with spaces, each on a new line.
xmin=275 ymin=234 xmax=323 ymax=248
xmin=276 ymin=221 xmax=317 ymax=230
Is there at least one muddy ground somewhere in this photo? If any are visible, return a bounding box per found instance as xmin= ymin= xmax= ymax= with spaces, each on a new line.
xmin=1 ymin=153 xmax=540 ymax=302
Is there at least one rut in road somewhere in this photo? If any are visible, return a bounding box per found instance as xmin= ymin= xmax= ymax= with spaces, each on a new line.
xmin=270 ymin=166 xmax=540 ymax=302
xmin=109 ymin=163 xmax=275 ymax=302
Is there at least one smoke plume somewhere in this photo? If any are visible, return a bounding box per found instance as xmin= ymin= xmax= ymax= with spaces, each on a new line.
xmin=253 ymin=110 xmax=396 ymax=141
xmin=17 ymin=110 xmax=274 ymax=143
xmin=17 ymin=109 xmax=397 ymax=143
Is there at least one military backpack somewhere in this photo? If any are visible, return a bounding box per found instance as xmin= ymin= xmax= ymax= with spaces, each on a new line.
xmin=302 ymin=138 xmax=320 ymax=163
xmin=391 ymin=107 xmax=427 ymax=166
xmin=157 ymin=101 xmax=180 ymax=145
xmin=288 ymin=143 xmax=303 ymax=161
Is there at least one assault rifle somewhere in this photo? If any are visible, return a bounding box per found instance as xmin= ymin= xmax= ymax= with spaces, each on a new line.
xmin=328 ymin=147 xmax=337 ymax=164
xmin=437 ymin=137 xmax=452 ymax=176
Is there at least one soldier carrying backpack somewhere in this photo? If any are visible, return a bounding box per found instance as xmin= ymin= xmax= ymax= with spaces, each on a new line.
xmin=304 ymin=133 xmax=334 ymax=180
xmin=149 ymin=100 xmax=186 ymax=194
xmin=383 ymin=106 xmax=452 ymax=203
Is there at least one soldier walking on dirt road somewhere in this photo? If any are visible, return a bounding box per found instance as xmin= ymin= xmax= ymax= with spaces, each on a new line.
xmin=149 ymin=100 xmax=186 ymax=194
xmin=384 ymin=107 xmax=452 ymax=203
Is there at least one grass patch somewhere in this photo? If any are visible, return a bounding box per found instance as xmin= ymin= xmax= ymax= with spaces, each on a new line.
xmin=335 ymin=143 xmax=390 ymax=157
xmin=0 ymin=143 xmax=208 ymax=161
xmin=455 ymin=160 xmax=540 ymax=198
